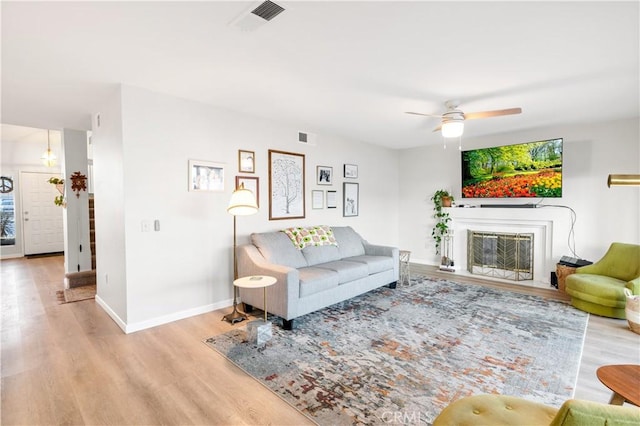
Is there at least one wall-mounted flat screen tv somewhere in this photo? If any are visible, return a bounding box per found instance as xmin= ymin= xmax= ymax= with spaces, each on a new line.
xmin=461 ymin=138 xmax=563 ymax=198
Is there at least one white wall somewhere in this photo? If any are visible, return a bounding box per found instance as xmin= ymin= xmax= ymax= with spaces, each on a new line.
xmin=93 ymin=84 xmax=399 ymax=332
xmin=92 ymin=88 xmax=128 ymax=326
xmin=399 ymin=118 xmax=640 ymax=273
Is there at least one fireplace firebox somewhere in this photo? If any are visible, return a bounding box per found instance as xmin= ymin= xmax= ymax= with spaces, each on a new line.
xmin=467 ymin=230 xmax=534 ymax=281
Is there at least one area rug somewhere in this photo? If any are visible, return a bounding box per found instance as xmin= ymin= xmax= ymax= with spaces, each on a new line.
xmin=205 ymin=277 xmax=588 ymax=425
xmin=56 ymin=285 xmax=96 ymax=304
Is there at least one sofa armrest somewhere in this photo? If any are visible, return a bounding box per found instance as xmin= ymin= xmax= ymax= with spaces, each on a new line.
xmin=626 ymin=276 xmax=640 ymax=295
xmin=363 ymin=243 xmax=399 ymax=280
xmin=363 ymin=242 xmax=398 ymax=258
xmin=236 ymin=244 xmax=300 ymax=319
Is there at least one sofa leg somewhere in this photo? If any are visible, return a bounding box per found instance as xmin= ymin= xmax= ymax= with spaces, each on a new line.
xmin=243 ymin=303 xmax=253 ymax=313
xmin=282 ymin=319 xmax=294 ymax=330
xmin=387 ymin=281 xmax=398 ymax=289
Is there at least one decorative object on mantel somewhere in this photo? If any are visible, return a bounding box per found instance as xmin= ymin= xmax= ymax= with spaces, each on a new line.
xmin=608 ymin=174 xmax=640 ymax=187
xmin=431 ymin=189 xmax=454 ymax=255
xmin=69 ymin=172 xmax=87 ymax=198
xmin=47 ymin=177 xmax=65 ymax=207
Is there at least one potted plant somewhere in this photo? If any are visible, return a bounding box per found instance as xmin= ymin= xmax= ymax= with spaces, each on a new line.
xmin=47 ymin=177 xmax=65 ymax=206
xmin=431 ymin=189 xmax=454 ymax=256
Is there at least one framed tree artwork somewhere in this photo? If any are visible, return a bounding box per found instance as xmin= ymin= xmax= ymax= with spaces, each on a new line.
xmin=343 ymin=182 xmax=359 ymax=217
xmin=268 ymin=149 xmax=305 ymax=220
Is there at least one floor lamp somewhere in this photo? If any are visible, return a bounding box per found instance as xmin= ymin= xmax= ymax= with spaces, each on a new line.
xmin=223 ymin=183 xmax=258 ymax=324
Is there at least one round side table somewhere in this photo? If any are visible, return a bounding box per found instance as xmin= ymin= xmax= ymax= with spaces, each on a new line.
xmin=234 ymin=275 xmax=277 ymax=322
xmin=596 ymin=364 xmax=640 ymax=406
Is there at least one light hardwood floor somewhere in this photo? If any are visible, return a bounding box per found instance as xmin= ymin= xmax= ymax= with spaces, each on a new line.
xmin=1 ymin=256 xmax=638 ymax=425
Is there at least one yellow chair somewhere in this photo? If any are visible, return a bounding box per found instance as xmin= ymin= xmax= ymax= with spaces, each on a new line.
xmin=433 ymin=394 xmax=640 ymax=426
xmin=565 ymin=243 xmax=640 ymax=319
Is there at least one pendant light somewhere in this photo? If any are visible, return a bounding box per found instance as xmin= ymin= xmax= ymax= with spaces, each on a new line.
xmin=41 ymin=130 xmax=57 ymax=167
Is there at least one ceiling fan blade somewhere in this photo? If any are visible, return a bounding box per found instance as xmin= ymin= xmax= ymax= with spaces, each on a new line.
xmin=464 ymin=107 xmax=522 ymax=120
xmin=432 ymin=125 xmax=442 ymax=133
xmin=405 ymin=111 xmax=442 ymax=118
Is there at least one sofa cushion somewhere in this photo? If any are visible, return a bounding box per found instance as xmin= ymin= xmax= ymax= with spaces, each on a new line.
xmin=315 ymin=260 xmax=369 ymax=284
xmin=251 ymin=232 xmax=308 ymax=269
xmin=344 ymin=255 xmax=394 ymax=275
xmin=332 ymin=226 xmax=366 ymax=258
xmin=298 ymin=267 xmax=339 ymax=297
xmin=302 ymin=244 xmax=342 ymax=266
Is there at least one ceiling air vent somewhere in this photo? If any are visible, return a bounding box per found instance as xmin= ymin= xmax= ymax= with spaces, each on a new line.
xmin=230 ymin=1 xmax=285 ymax=31
xmin=252 ymin=1 xmax=285 ymax=21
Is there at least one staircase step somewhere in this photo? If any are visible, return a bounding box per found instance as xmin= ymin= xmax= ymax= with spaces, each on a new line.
xmin=66 ymin=270 xmax=97 ymax=288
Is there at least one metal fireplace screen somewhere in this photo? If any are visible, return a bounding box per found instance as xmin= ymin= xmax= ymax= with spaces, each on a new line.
xmin=467 ymin=230 xmax=534 ymax=281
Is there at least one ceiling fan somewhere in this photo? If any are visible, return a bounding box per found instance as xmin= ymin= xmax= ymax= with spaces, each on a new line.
xmin=406 ymin=100 xmax=522 ymax=138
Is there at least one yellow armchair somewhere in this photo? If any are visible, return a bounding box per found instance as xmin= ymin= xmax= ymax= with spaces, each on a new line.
xmin=432 ymin=394 xmax=640 ymax=426
xmin=565 ymin=243 xmax=640 ymax=319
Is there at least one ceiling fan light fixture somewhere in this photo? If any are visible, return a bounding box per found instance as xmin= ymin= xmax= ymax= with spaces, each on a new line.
xmin=441 ymin=120 xmax=464 ymax=138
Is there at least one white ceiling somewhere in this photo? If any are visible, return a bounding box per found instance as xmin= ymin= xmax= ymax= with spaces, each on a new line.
xmin=2 ymin=1 xmax=638 ymax=149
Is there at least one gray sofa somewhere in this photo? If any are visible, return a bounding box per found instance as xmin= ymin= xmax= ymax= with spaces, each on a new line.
xmin=236 ymin=226 xmax=399 ymax=329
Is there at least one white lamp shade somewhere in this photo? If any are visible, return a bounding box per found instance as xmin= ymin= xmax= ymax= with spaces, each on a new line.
xmin=227 ymin=186 xmax=258 ymax=216
xmin=441 ymin=121 xmax=464 ymax=138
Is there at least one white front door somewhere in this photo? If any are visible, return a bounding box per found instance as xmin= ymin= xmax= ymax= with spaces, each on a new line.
xmin=21 ymin=172 xmax=64 ymax=255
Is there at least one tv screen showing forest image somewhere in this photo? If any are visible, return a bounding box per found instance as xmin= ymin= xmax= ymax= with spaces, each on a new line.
xmin=461 ymin=138 xmax=563 ymax=198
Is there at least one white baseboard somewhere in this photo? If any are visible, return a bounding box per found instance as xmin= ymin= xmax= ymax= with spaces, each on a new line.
xmin=95 ymin=295 xmax=233 ymax=334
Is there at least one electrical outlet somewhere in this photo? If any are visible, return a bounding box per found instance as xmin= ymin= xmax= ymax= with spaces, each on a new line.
xmin=141 ymin=220 xmax=152 ymax=232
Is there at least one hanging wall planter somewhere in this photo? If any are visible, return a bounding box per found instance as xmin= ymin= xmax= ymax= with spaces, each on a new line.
xmin=47 ymin=177 xmax=66 ymax=207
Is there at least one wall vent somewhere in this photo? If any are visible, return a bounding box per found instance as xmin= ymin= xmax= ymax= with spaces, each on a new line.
xmin=298 ymin=131 xmax=317 ymax=146
xmin=230 ymin=1 xmax=285 ymax=31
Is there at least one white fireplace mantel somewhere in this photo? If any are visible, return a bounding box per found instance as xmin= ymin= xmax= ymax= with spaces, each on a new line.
xmin=445 ymin=206 xmax=571 ymax=287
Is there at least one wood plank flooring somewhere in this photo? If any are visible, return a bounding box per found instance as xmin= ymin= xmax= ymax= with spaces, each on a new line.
xmin=2 ymin=257 xmax=639 ymax=425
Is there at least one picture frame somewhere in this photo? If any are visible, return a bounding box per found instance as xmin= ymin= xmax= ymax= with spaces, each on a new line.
xmin=344 ymin=163 xmax=358 ymax=179
xmin=238 ymin=150 xmax=255 ymax=173
xmin=316 ymin=165 xmax=333 ymax=185
xmin=312 ymin=190 xmax=324 ymax=209
xmin=236 ymin=176 xmax=259 ymax=207
xmin=189 ymin=160 xmax=225 ymax=192
xmin=268 ymin=149 xmax=305 ymax=220
xmin=343 ymin=182 xmax=359 ymax=217
xmin=327 ymin=190 xmax=337 ymax=209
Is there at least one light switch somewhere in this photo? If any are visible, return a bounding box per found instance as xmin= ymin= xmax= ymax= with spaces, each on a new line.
xmin=154 ymin=220 xmax=160 ymax=231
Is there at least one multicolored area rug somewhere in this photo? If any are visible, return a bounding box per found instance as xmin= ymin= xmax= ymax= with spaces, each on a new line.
xmin=205 ymin=277 xmax=588 ymax=425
